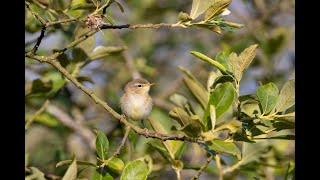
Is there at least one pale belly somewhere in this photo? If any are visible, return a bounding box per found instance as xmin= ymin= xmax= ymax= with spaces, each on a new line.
xmin=121 ymin=94 xmax=152 ymax=121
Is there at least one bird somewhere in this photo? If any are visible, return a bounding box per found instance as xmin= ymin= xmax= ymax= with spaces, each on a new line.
xmin=120 ymin=78 xmax=154 ymax=126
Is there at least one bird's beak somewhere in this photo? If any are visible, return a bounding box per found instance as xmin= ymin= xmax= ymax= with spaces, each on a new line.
xmin=148 ymin=83 xmax=155 ymax=86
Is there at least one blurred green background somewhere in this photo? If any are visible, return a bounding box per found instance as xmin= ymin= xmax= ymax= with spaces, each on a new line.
xmin=25 ymin=0 xmax=295 ymax=179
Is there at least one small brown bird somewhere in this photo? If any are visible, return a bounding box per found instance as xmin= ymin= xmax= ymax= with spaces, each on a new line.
xmin=120 ymin=78 xmax=154 ymax=122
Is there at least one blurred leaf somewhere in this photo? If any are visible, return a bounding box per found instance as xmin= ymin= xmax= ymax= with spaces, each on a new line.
xmin=190 ymin=0 xmax=213 ymax=19
xmin=56 ymin=160 xmax=97 ymax=168
xmin=107 ymin=158 xmax=124 ymax=171
xmin=62 ymin=159 xmax=77 ymax=180
xmin=95 ymin=130 xmax=109 ymax=160
xmin=69 ymin=3 xmax=96 ymax=10
xmin=255 ymin=135 xmax=295 ymax=140
xmin=68 ymin=0 xmax=86 ymax=17
xmin=239 ymin=143 xmax=268 ymax=166
xmin=44 ymin=11 xmax=57 ymax=21
xmin=178 ymin=11 xmax=192 ymax=22
xmin=91 ymin=0 xmax=100 ymax=7
xmin=204 ymin=0 xmax=231 ymax=21
xmin=207 ymin=140 xmax=241 ymax=160
xmin=275 ymin=79 xmax=295 ymax=112
xmin=92 ymin=168 xmax=113 ymax=180
xmin=169 ymin=107 xmax=192 ymax=126
xmin=174 ymin=143 xmax=187 ymax=160
xmin=89 ymin=46 xmax=127 ymax=60
xmin=203 ymin=82 xmax=235 ymax=130
xmin=29 ymin=113 xmax=59 ymax=127
xmin=178 ymin=121 xmax=203 ymax=137
xmin=103 ymin=14 xmax=115 ymax=25
xmin=72 ymin=48 xmax=88 ymax=62
xmin=31 ymin=79 xmax=53 ymax=94
xmin=189 ymin=51 xmax=229 ymax=75
xmin=218 ymin=21 xmax=244 ymax=28
xmin=57 ymin=54 xmax=70 ymax=68
xmin=120 ymin=160 xmax=148 ymax=180
xmin=285 ymin=161 xmax=295 ymax=180
xmin=256 ymin=82 xmax=279 ymax=114
xmin=272 ymin=121 xmax=295 ymax=131
xmin=148 ymin=141 xmax=172 ymax=162
xmin=26 ymin=167 xmax=46 ymax=180
xmin=114 ymin=0 xmax=124 ymax=12
xmin=183 ymin=76 xmax=209 ymax=108
xmin=169 ymin=94 xmax=188 ymax=108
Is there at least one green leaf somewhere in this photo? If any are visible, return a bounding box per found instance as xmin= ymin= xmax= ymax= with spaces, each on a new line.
xmin=241 ymin=101 xmax=261 ymax=116
xmin=169 ymin=107 xmax=192 ymax=126
xmin=74 ymin=25 xmax=95 ymax=55
xmin=72 ymin=48 xmax=88 ymax=62
xmin=207 ymin=140 xmax=241 ymax=160
xmin=217 ymin=21 xmax=244 ymax=28
xmin=31 ymin=79 xmax=53 ymax=94
xmin=91 ymin=0 xmax=100 ymax=7
xmin=169 ymin=94 xmax=188 ymax=108
xmin=231 ymin=129 xmax=255 ymax=143
xmin=239 ymin=94 xmax=258 ymax=102
xmin=190 ymin=0 xmax=214 ymax=19
xmin=272 ymin=121 xmax=295 ymax=131
xmin=107 ymin=158 xmax=124 ymax=171
xmin=44 ymin=11 xmax=57 ymax=21
xmin=103 ymin=14 xmax=115 ymax=25
xmin=189 ymin=51 xmax=229 ymax=75
xmin=174 ymin=143 xmax=187 ymax=160
xmin=30 ymin=113 xmax=59 ymax=127
xmin=192 ymin=23 xmax=222 ymax=34
xmin=232 ymin=44 xmax=259 ymax=81
xmin=178 ymin=121 xmax=203 ymax=137
xmin=207 ymin=71 xmax=218 ymax=91
xmin=204 ymin=0 xmax=232 ymax=21
xmin=178 ymin=11 xmax=193 ymax=22
xmin=203 ymin=82 xmax=235 ymax=130
xmin=212 ymin=120 xmax=241 ymax=134
xmin=92 ymin=168 xmax=114 ymax=180
xmin=89 ymin=46 xmax=127 ymax=60
xmin=183 ymin=76 xmax=209 ymax=108
xmin=216 ymin=51 xmax=231 ymax=72
xmin=95 ymin=130 xmax=109 ymax=160
xmin=68 ymin=0 xmax=87 ymax=17
xmin=120 ymin=160 xmax=148 ymax=180
xmin=148 ymin=141 xmax=172 ymax=162
xmin=239 ymin=142 xmax=268 ymax=166
xmin=256 ymin=82 xmax=279 ymax=114
xmin=275 ymin=79 xmax=295 ymax=112
xmin=62 ymin=159 xmax=77 ymax=180
xmin=56 ymin=160 xmax=97 ymax=168
xmin=285 ymin=161 xmax=295 ymax=180
xmin=209 ymin=105 xmax=216 ymax=130
xmin=210 ymin=75 xmax=234 ymax=89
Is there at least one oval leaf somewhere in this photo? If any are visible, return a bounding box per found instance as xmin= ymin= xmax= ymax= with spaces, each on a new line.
xmin=120 ymin=160 xmax=148 ymax=180
xmin=96 ymin=130 xmax=109 ymax=160
xmin=169 ymin=94 xmax=188 ymax=108
xmin=62 ymin=159 xmax=77 ymax=180
xmin=204 ymin=0 xmax=232 ymax=21
xmin=203 ymin=82 xmax=235 ymax=130
xmin=256 ymin=82 xmax=279 ymax=114
xmin=275 ymin=79 xmax=295 ymax=112
xmin=207 ymin=140 xmax=241 ymax=160
xmin=190 ymin=51 xmax=228 ymax=75
xmin=107 ymin=158 xmax=124 ymax=171
xmin=56 ymin=160 xmax=97 ymax=168
xmin=183 ymin=76 xmax=209 ymax=108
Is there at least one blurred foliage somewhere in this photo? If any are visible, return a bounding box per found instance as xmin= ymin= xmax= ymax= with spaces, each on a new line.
xmin=25 ymin=0 xmax=294 ymax=179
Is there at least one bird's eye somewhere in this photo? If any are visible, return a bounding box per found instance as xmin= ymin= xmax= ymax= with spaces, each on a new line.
xmin=138 ymin=84 xmax=142 ymax=87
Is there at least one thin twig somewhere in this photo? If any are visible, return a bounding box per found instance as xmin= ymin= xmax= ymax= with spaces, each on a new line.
xmin=25 ymin=53 xmax=199 ymax=143
xmin=31 ymin=0 xmax=47 ymax=9
xmin=46 ymin=18 xmax=79 ymax=26
xmin=31 ymin=26 xmax=46 ymax=54
xmin=25 ymin=99 xmax=50 ymax=130
xmin=112 ymin=126 xmax=131 ymax=157
xmin=191 ymin=154 xmax=214 ymax=180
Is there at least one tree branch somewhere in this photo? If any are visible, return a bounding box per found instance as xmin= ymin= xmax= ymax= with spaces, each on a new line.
xmin=191 ymin=154 xmax=214 ymax=180
xmin=112 ymin=126 xmax=131 ymax=157
xmin=25 ymin=52 xmax=200 ymax=143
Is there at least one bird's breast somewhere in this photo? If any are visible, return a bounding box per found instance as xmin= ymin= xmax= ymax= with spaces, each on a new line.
xmin=121 ymin=93 xmax=152 ymax=121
